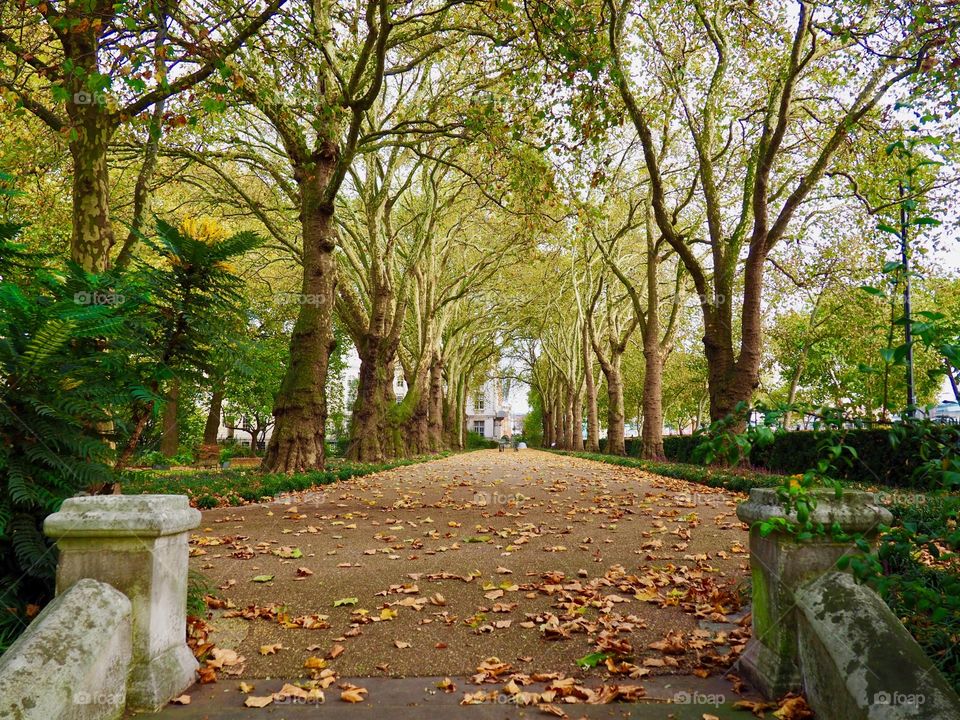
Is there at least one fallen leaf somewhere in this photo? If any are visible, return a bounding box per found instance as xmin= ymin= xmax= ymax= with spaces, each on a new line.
xmin=259 ymin=643 xmax=283 ymax=655
xmin=333 ymin=597 xmax=359 ymax=607
xmin=394 ymin=640 xmax=411 ymax=649
xmin=340 ymin=685 xmax=368 ymax=703
xmin=437 ymin=678 xmax=456 ymax=693
xmin=244 ymin=695 xmax=274 ymax=708
xmin=171 ymin=695 xmax=191 ymax=705
xmin=251 ymin=574 xmax=274 ymax=583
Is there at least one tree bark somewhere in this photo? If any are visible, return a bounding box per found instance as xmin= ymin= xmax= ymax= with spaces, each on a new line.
xmin=605 ymin=356 xmax=627 ymax=456
xmin=428 ymin=355 xmax=444 ymax=451
xmin=203 ymin=387 xmax=225 ymax=445
xmin=347 ymin=340 xmax=393 ymax=462
xmin=160 ymin=378 xmax=180 ymax=457
xmin=583 ymin=322 xmax=600 ymax=452
xmin=69 ymin=123 xmax=115 ymax=271
xmin=640 ymin=342 xmax=665 ymax=459
xmin=542 ymin=390 xmax=553 ymax=448
xmin=571 ymin=383 xmax=584 ymax=451
xmin=262 ymin=163 xmax=337 ymax=473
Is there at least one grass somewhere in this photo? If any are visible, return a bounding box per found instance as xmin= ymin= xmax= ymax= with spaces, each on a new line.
xmin=120 ymin=452 xmax=453 ymax=508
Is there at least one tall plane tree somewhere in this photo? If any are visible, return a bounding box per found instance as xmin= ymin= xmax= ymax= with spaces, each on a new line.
xmin=605 ymin=0 xmax=949 ymax=423
xmin=0 ymin=0 xmax=283 ymax=270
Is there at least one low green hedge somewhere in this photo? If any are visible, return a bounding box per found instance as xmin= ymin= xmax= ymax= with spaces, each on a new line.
xmin=120 ymin=453 xmax=451 ymax=508
xmin=659 ymin=429 xmax=949 ymax=488
xmin=553 ymin=450 xmax=783 ymax=493
xmin=466 ymin=431 xmax=498 ymax=449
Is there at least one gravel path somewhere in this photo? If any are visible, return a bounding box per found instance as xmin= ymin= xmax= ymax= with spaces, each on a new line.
xmin=190 ymin=449 xmax=752 ymax=683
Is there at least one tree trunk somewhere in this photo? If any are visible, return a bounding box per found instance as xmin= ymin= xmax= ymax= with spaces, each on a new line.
xmin=782 ymin=346 xmax=809 ymax=429
xmin=262 ymin=165 xmax=337 ymax=473
xmin=403 ymin=352 xmax=433 ymax=455
xmin=347 ymin=341 xmax=392 ymax=462
xmin=640 ymin=345 xmax=665 ymax=460
xmin=605 ymin=355 xmax=626 ymax=455
xmin=69 ymin=122 xmax=115 ymax=272
xmin=457 ymin=377 xmax=468 ymax=449
xmin=428 ymin=355 xmax=444 ymax=451
xmin=542 ymin=393 xmax=553 ymax=448
xmin=571 ymin=384 xmax=584 ymax=451
xmin=203 ymin=387 xmax=225 ymax=445
xmin=583 ymin=323 xmax=599 ymax=452
xmin=703 ymin=254 xmax=765 ymax=425
xmin=160 ymin=379 xmax=180 ymax=457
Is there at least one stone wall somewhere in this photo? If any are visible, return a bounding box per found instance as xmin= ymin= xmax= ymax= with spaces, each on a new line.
xmin=0 ymin=494 xmax=200 ymax=718
xmin=737 ymin=488 xmax=960 ymax=720
xmin=0 ymin=579 xmax=131 ymax=720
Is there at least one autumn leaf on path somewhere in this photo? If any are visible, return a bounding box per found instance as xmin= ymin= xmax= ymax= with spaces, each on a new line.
xmin=436 ymin=678 xmax=456 ymax=693
xmin=538 ymin=703 xmax=567 ymax=718
xmin=238 ymin=682 xmax=254 ymax=694
xmin=273 ymin=546 xmax=303 ymax=559
xmin=244 ymin=695 xmax=274 ymax=708
xmin=773 ymin=695 xmax=815 ymax=719
xmin=394 ymin=640 xmax=411 ymax=649
xmin=333 ymin=597 xmax=358 ymax=607
xmin=259 ymin=643 xmax=283 ymax=655
xmin=340 ymin=684 xmax=368 ymax=703
xmin=251 ymin=574 xmax=274 ymax=583
xmin=171 ymin=695 xmax=190 ymax=705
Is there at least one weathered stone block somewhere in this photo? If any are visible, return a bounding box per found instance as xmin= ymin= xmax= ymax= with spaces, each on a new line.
xmin=735 ymin=488 xmax=891 ymax=698
xmin=0 ymin=578 xmax=131 ymax=720
xmin=796 ymin=571 xmax=960 ymax=720
xmin=44 ymin=494 xmax=201 ymax=711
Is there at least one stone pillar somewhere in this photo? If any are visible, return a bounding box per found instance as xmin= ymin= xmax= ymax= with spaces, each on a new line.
xmin=735 ymin=487 xmax=892 ymax=699
xmin=44 ymin=494 xmax=201 ymax=711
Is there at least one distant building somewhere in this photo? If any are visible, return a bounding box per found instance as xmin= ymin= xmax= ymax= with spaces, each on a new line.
xmin=465 ymin=378 xmax=526 ymax=439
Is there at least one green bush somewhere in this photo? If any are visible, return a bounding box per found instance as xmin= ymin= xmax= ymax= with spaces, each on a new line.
xmin=466 ymin=431 xmax=497 ymax=449
xmin=661 ymin=428 xmax=954 ymax=488
xmin=553 ymin=451 xmax=783 ymax=493
xmin=0 ymin=224 xmax=127 ymax=652
xmin=868 ymin=494 xmax=960 ymax=692
xmin=120 ymin=452 xmax=453 ymax=508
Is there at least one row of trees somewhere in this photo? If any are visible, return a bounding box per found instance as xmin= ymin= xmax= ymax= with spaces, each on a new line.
xmin=2 ymin=0 xmax=959 ymax=474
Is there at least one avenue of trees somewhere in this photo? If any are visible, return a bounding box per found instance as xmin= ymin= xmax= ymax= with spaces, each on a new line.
xmin=1 ymin=0 xmax=959 ymax=481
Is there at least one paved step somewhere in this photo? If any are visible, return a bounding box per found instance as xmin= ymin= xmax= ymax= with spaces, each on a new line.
xmin=140 ymin=674 xmax=756 ymax=719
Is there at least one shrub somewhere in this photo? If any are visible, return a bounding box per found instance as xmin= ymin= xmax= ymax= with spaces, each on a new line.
xmin=0 ymin=224 xmax=127 ymax=652
xmin=661 ymin=427 xmax=956 ymax=488
xmin=466 ymin=431 xmax=497 ymax=449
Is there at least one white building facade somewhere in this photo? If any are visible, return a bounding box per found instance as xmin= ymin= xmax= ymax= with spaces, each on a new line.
xmin=465 ymin=378 xmax=525 ymax=439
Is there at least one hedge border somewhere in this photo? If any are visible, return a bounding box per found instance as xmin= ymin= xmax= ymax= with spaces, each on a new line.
xmin=550 ymin=450 xmax=785 ymax=493
xmin=120 ymin=451 xmax=455 ymax=508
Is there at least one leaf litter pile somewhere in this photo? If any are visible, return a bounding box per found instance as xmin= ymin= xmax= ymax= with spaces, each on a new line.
xmin=182 ymin=451 xmax=811 ymax=716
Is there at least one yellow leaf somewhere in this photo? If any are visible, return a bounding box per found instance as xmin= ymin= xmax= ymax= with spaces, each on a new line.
xmin=340 ymin=685 xmax=368 ymax=703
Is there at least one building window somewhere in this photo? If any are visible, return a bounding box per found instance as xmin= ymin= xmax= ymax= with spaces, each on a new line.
xmin=473 ymin=420 xmax=485 ymax=435
xmin=474 ymin=393 xmax=485 ymax=411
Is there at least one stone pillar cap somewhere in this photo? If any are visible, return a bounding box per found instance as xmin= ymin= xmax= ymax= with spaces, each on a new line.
xmin=736 ymin=487 xmax=892 ymax=533
xmin=44 ymin=494 xmax=201 ymax=539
